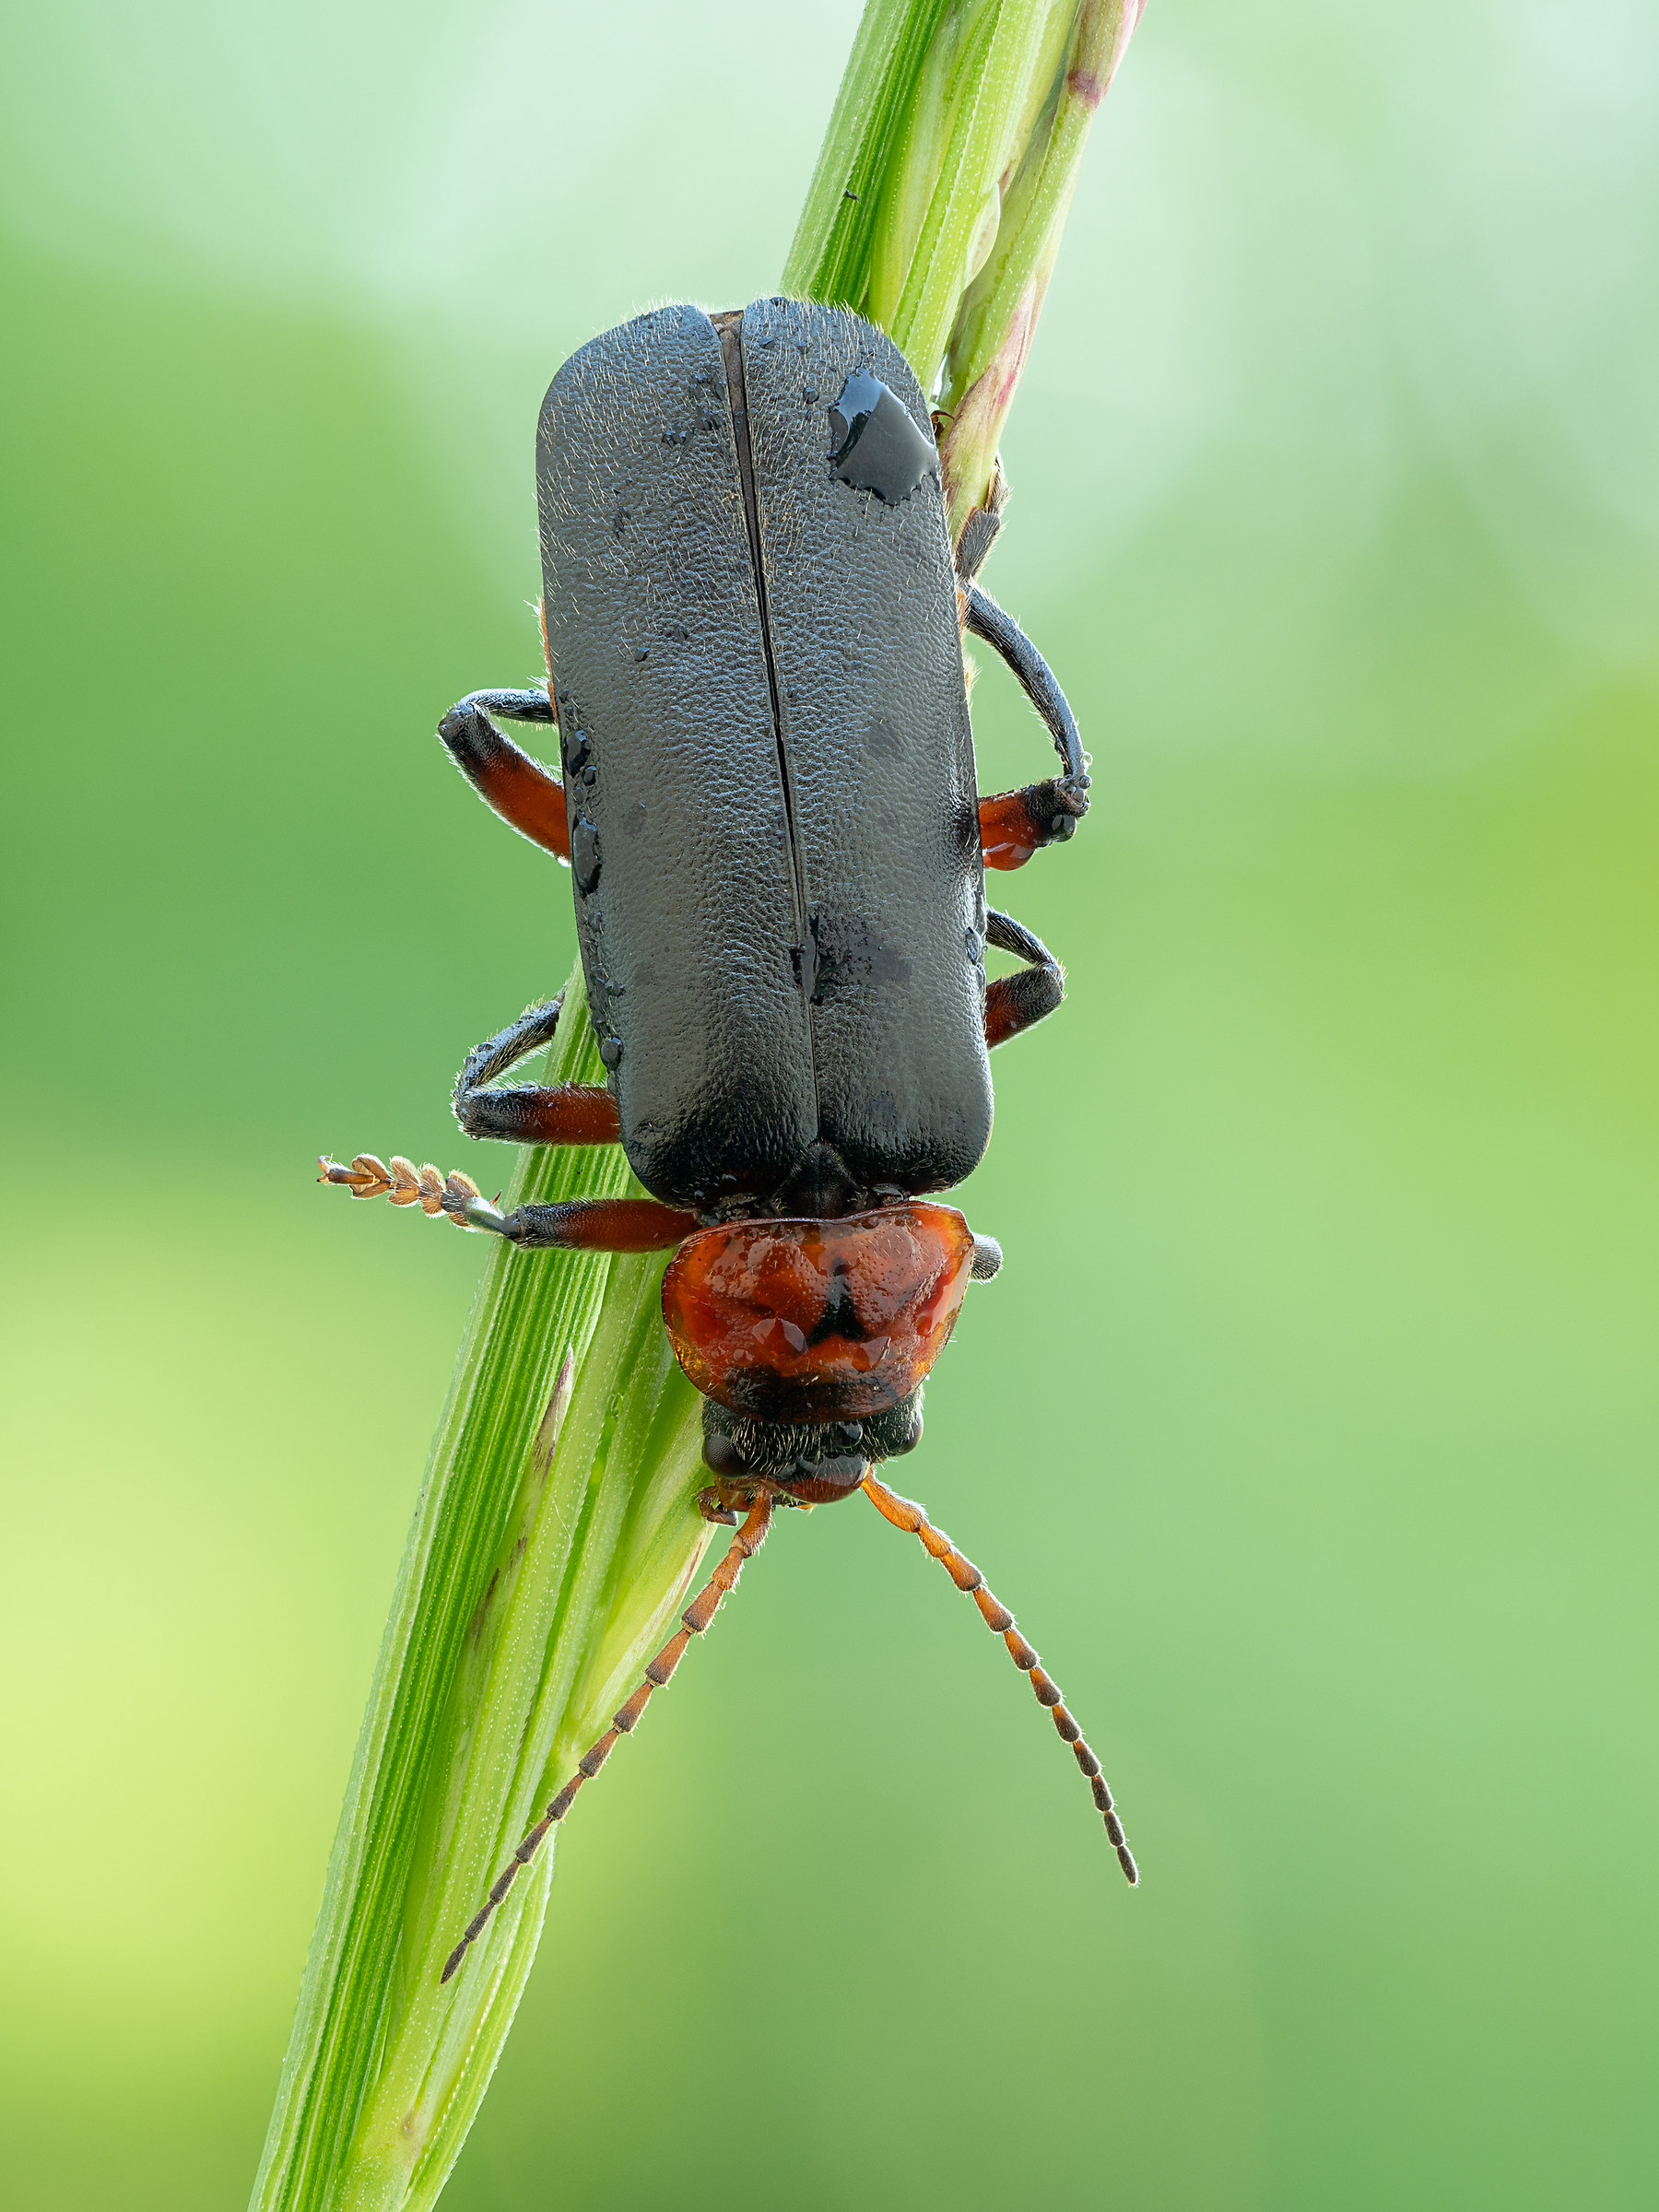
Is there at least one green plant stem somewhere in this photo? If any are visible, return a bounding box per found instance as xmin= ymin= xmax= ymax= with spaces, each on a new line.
xmin=784 ymin=0 xmax=1145 ymax=539
xmin=251 ymin=967 xmax=710 ymax=2212
xmin=937 ymin=0 xmax=1144 ymax=539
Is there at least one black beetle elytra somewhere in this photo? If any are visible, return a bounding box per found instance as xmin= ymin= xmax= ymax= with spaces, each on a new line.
xmin=322 ymin=298 xmax=1133 ymax=1978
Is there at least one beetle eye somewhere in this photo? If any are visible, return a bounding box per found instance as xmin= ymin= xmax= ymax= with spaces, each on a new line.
xmin=886 ymin=1410 xmax=923 ymax=1458
xmin=701 ymin=1429 xmax=745 ymax=1477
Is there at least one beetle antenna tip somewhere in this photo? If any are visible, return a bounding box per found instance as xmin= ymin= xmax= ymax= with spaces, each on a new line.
xmin=860 ymin=1471 xmax=1135 ymax=1880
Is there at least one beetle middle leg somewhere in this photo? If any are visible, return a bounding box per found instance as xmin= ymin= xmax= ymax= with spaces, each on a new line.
xmin=982 ymin=909 xmax=1064 ymax=1050
xmin=454 ymin=995 xmax=621 ymax=1147
xmin=440 ymin=688 xmax=571 ymax=862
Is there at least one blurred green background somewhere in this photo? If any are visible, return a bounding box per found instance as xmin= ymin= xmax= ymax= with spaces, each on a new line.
xmin=2 ymin=2 xmax=1654 ymax=2205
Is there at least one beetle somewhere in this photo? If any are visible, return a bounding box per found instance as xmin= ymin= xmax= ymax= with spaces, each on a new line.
xmin=323 ymin=297 xmax=1134 ymax=1979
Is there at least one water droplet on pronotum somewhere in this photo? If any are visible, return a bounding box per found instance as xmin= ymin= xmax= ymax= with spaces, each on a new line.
xmin=828 ymin=371 xmax=937 ymax=505
xmin=572 ymin=818 xmax=602 ymax=894
xmin=749 ymin=1316 xmax=806 ymax=1353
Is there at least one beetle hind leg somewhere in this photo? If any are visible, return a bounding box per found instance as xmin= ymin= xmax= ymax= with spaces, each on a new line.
xmin=982 ymin=909 xmax=1063 ymax=1050
xmin=959 ymin=565 xmax=1090 ymax=873
xmin=960 ymin=582 xmax=1085 ymax=789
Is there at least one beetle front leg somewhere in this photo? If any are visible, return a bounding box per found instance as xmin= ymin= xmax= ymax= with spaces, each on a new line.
xmin=462 ymin=1195 xmax=698 ymax=1251
xmin=982 ymin=908 xmax=1063 ymax=1050
xmin=319 ymin=1163 xmax=693 ymax=1253
xmin=440 ymin=688 xmax=571 ymax=861
xmin=454 ymin=996 xmax=621 ymax=1147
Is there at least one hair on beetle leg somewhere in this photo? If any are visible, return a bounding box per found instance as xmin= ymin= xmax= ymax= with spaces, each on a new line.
xmin=318 ymin=1152 xmax=393 ymax=1199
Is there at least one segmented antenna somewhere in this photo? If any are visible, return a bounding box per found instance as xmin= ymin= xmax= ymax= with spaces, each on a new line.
xmin=860 ymin=1473 xmax=1136 ymax=1882
xmin=440 ymin=1493 xmax=774 ymax=1984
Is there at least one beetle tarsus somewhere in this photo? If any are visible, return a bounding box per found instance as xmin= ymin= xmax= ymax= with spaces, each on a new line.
xmin=952 ymin=455 xmax=1009 ymax=584
xmin=318 ymin=1153 xmax=485 ymax=1227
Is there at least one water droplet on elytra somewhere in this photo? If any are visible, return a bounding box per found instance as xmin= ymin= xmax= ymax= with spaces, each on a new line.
xmin=829 ymin=371 xmax=936 ymax=505
xmin=598 ymin=1034 xmax=623 ymax=1069
xmin=572 ymin=818 xmax=602 ymax=895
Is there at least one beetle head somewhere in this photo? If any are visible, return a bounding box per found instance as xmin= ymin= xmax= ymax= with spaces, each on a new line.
xmin=700 ymin=1388 xmax=924 ymax=1505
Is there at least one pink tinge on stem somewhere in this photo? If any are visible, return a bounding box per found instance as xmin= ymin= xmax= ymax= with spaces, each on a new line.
xmin=1067 ymin=0 xmax=1146 ymax=110
xmin=940 ymin=283 xmax=1039 ymax=536
xmin=938 ymin=2 xmax=1147 ymax=539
